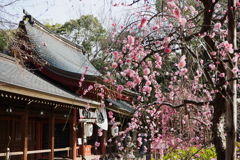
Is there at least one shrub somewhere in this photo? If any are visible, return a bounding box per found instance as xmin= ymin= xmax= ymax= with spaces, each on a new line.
xmin=162 ymin=147 xmax=217 ymax=160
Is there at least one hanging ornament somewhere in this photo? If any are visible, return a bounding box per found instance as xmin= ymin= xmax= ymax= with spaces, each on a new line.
xmin=111 ymin=125 xmax=119 ymax=137
xmin=84 ymin=124 xmax=93 ymax=137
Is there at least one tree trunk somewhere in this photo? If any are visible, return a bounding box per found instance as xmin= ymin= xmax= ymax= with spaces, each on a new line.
xmin=212 ymin=95 xmax=226 ymax=160
xmin=225 ymin=0 xmax=237 ymax=159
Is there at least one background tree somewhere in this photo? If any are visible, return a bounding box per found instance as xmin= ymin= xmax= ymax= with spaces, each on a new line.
xmin=45 ymin=15 xmax=107 ymax=60
xmin=0 ymin=0 xmax=20 ymax=53
xmin=0 ymin=31 xmax=8 ymax=52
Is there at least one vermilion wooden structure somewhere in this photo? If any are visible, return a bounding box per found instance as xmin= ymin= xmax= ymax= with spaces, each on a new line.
xmin=0 ymin=11 xmax=136 ymax=160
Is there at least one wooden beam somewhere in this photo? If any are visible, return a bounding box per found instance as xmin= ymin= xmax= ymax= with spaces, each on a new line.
xmin=0 ymin=84 xmax=100 ymax=108
xmin=21 ymin=112 xmax=28 ymax=160
xmin=0 ymin=85 xmax=133 ymax=116
xmin=49 ymin=114 xmax=55 ymax=160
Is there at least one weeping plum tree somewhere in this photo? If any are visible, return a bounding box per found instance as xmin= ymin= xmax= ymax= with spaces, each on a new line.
xmin=91 ymin=0 xmax=239 ymax=159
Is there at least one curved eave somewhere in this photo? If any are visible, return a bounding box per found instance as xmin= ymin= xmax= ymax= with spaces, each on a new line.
xmin=37 ymin=64 xmax=135 ymax=103
xmin=45 ymin=64 xmax=101 ymax=82
xmin=36 ymin=64 xmax=98 ymax=87
xmin=0 ymin=82 xmax=100 ymax=108
xmin=106 ymin=107 xmax=133 ymax=117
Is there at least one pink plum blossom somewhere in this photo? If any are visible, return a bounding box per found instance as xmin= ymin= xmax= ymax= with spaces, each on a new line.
xmin=219 ymin=73 xmax=225 ymax=77
xmin=210 ymin=51 xmax=217 ymax=56
xmin=223 ymin=41 xmax=233 ymax=53
xmin=167 ymin=1 xmax=176 ymax=8
xmin=178 ymin=55 xmax=186 ymax=69
xmin=108 ymin=111 xmax=113 ymax=119
xmin=139 ymin=18 xmax=147 ymax=28
xmin=173 ymin=8 xmax=181 ymax=19
xmin=232 ymin=67 xmax=239 ymax=73
xmin=117 ymin=85 xmax=124 ymax=93
xmin=143 ymin=68 xmax=150 ymax=75
xmin=112 ymin=62 xmax=118 ymax=68
xmin=209 ymin=64 xmax=216 ymax=70
xmin=146 ymin=80 xmax=151 ymax=86
xmin=127 ymin=35 xmax=135 ymax=45
xmin=195 ymin=154 xmax=201 ymax=158
xmin=164 ymin=47 xmax=172 ymax=53
xmin=214 ymin=23 xmax=221 ymax=30
xmin=155 ymin=40 xmax=161 ymax=45
xmin=143 ymin=86 xmax=152 ymax=93
xmin=153 ymin=26 xmax=159 ymax=30
xmin=180 ymin=18 xmax=187 ymax=26
xmin=98 ymin=128 xmax=103 ymax=136
xmin=112 ymin=23 xmax=117 ymax=27
xmin=95 ymin=142 xmax=100 ymax=148
xmin=164 ymin=37 xmax=171 ymax=43
xmin=137 ymin=137 xmax=142 ymax=146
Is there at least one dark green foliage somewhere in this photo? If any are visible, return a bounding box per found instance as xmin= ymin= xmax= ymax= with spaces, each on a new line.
xmin=0 ymin=31 xmax=8 ymax=52
xmin=90 ymin=58 xmax=109 ymax=75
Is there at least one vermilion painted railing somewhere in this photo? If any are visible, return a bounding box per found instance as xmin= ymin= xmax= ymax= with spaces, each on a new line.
xmin=0 ymin=147 xmax=75 ymax=157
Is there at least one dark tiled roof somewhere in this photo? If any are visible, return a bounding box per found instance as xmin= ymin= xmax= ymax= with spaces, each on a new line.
xmin=107 ymin=99 xmax=135 ymax=113
xmin=23 ymin=20 xmax=102 ymax=77
xmin=0 ymin=53 xmax=100 ymax=106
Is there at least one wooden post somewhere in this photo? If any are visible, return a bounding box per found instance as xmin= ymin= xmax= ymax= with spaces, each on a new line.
xmin=81 ymin=122 xmax=85 ymax=159
xmin=100 ymin=130 xmax=107 ymax=155
xmin=21 ymin=112 xmax=28 ymax=160
xmin=49 ymin=114 xmax=55 ymax=160
xmin=5 ymin=148 xmax=10 ymax=160
xmin=36 ymin=122 xmax=42 ymax=159
xmin=72 ymin=109 xmax=77 ymax=160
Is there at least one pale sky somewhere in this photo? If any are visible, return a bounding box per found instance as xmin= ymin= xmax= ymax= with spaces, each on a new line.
xmin=2 ymin=0 xmax=135 ymax=27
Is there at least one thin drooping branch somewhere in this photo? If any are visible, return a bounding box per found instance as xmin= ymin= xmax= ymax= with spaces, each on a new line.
xmin=187 ymin=10 xmax=204 ymax=22
xmin=128 ymin=0 xmax=141 ymax=6
xmin=216 ymin=77 xmax=240 ymax=88
xmin=212 ymin=10 xmax=228 ymax=24
xmin=141 ymin=99 xmax=214 ymax=111
xmin=190 ymin=117 xmax=209 ymax=126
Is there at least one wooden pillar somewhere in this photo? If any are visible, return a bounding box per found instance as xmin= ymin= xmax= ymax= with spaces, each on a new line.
xmin=36 ymin=122 xmax=42 ymax=159
xmin=21 ymin=112 xmax=28 ymax=160
xmin=81 ymin=122 xmax=85 ymax=159
xmin=49 ymin=114 xmax=55 ymax=160
xmin=72 ymin=109 xmax=77 ymax=160
xmin=100 ymin=130 xmax=107 ymax=155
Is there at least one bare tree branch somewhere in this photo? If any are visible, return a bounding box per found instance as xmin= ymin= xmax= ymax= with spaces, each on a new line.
xmin=0 ymin=0 xmax=19 ymax=7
